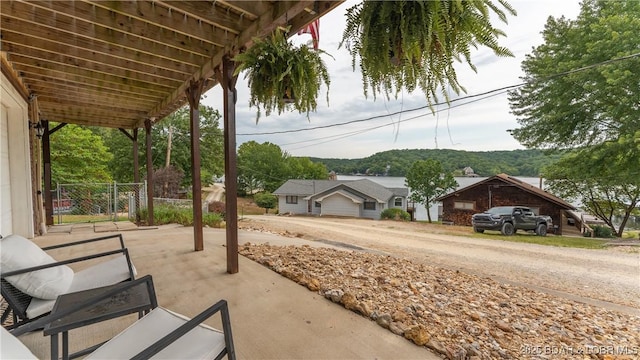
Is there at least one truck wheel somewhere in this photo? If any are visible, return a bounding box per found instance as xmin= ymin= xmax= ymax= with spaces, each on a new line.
xmin=473 ymin=227 xmax=484 ymax=233
xmin=501 ymin=222 xmax=515 ymax=236
xmin=535 ymin=223 xmax=547 ymax=237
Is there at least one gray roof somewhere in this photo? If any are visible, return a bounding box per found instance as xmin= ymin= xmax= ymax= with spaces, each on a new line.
xmin=274 ymin=179 xmax=405 ymax=202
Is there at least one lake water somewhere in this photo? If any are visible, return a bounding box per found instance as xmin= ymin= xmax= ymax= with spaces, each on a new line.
xmin=337 ymin=175 xmax=544 ymax=221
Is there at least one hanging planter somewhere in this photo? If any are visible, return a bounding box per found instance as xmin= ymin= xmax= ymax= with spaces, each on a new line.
xmin=339 ymin=0 xmax=517 ymax=105
xmin=233 ymin=28 xmax=331 ymax=122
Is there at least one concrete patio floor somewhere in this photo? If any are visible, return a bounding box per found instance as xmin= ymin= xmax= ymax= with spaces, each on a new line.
xmin=16 ymin=223 xmax=440 ymax=359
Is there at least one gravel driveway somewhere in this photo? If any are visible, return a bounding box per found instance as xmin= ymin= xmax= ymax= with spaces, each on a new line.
xmin=240 ymin=215 xmax=640 ymax=313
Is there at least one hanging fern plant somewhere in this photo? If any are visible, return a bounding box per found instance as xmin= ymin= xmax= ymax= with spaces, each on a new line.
xmin=340 ymin=0 xmax=517 ymax=105
xmin=233 ymin=28 xmax=331 ymax=122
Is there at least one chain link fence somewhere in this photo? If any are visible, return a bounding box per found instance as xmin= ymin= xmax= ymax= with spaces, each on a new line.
xmin=53 ymin=182 xmax=147 ymax=224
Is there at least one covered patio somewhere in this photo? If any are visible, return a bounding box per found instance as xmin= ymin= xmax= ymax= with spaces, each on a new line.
xmin=15 ymin=225 xmax=439 ymax=359
xmin=1 ymin=0 xmax=343 ymax=274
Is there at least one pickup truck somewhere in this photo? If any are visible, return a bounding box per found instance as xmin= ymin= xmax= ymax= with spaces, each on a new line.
xmin=471 ymin=206 xmax=552 ymax=236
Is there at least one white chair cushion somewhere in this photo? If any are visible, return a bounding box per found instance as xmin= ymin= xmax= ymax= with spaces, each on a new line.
xmin=1 ymin=234 xmax=73 ymax=300
xmin=85 ymin=307 xmax=226 ymax=360
xmin=0 ymin=326 xmax=38 ymax=360
xmin=26 ymin=255 xmax=136 ymax=318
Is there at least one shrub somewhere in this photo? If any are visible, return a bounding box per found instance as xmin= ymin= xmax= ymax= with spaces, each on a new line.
xmin=254 ymin=192 xmax=277 ymax=214
xmin=380 ymin=208 xmax=411 ymax=221
xmin=208 ymin=201 xmax=226 ymax=220
xmin=137 ymin=204 xmax=224 ymax=228
xmin=592 ymin=225 xmax=615 ymax=238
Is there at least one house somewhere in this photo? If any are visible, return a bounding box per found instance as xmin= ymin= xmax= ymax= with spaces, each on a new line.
xmin=273 ymin=179 xmax=408 ymax=220
xmin=435 ymin=173 xmax=576 ymax=234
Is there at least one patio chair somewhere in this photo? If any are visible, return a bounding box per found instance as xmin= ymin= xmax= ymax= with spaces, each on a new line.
xmin=1 ymin=233 xmax=136 ymax=331
xmin=4 ymin=275 xmax=236 ymax=360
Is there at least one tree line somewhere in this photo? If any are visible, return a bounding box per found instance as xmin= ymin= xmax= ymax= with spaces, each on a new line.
xmin=310 ymin=148 xmax=558 ymax=177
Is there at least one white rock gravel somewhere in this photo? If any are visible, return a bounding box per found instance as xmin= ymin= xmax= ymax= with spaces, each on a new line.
xmin=240 ymin=243 xmax=640 ymax=360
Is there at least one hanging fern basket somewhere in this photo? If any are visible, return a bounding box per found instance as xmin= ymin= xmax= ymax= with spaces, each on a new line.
xmin=233 ymin=28 xmax=331 ymax=122
xmin=340 ymin=0 xmax=517 ymax=105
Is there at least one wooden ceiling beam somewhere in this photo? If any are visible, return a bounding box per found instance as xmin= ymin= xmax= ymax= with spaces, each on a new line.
xmin=40 ymin=104 xmax=147 ymax=120
xmin=4 ymin=46 xmax=184 ymax=89
xmin=1 ymin=6 xmax=207 ymax=66
xmin=0 ymin=19 xmax=203 ymax=72
xmin=215 ymin=1 xmax=264 ymax=19
xmin=22 ymin=73 xmax=164 ymax=101
xmin=90 ymin=1 xmax=241 ymax=45
xmin=29 ymin=83 xmax=160 ymax=106
xmin=30 ymin=1 xmax=221 ymax=56
xmin=155 ymin=1 xmax=255 ymax=33
xmin=37 ymin=95 xmax=150 ymax=113
xmin=2 ymin=39 xmax=192 ymax=82
xmin=0 ymin=52 xmax=30 ymax=101
xmin=11 ymin=60 xmax=175 ymax=94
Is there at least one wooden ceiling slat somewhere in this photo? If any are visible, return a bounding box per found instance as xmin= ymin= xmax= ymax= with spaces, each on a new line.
xmin=10 ymin=58 xmax=176 ymax=92
xmin=91 ymin=0 xmax=244 ymax=45
xmin=30 ymin=85 xmax=160 ymax=106
xmin=37 ymin=95 xmax=149 ymax=113
xmin=23 ymin=74 xmax=164 ymax=101
xmin=214 ymin=1 xmax=265 ymax=19
xmin=2 ymin=3 xmax=207 ymax=67
xmin=2 ymin=39 xmax=192 ymax=82
xmin=0 ymin=19 xmax=202 ymax=73
xmin=41 ymin=105 xmax=147 ymax=119
xmin=30 ymin=0 xmax=220 ymax=57
xmin=4 ymin=45 xmax=184 ymax=89
xmin=154 ymin=1 xmax=255 ymax=34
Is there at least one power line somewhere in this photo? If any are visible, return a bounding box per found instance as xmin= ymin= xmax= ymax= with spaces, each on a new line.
xmin=236 ymin=51 xmax=640 ymax=139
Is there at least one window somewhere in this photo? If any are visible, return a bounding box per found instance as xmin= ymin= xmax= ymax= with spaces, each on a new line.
xmin=364 ymin=201 xmax=376 ymax=210
xmin=394 ymin=197 xmax=403 ymax=207
xmin=315 ymin=201 xmax=321 ymax=208
xmin=286 ymin=195 xmax=298 ymax=204
xmin=454 ymin=201 xmax=474 ymax=210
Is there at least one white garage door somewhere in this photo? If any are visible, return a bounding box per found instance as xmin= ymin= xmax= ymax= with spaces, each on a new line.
xmin=321 ymin=193 xmax=360 ymax=218
xmin=0 ymin=104 xmax=12 ymax=235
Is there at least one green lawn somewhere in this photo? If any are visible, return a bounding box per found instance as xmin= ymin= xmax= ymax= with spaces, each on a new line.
xmin=469 ymin=231 xmax=608 ymax=249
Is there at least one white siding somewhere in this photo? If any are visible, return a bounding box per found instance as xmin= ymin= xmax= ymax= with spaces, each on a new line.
xmin=278 ymin=196 xmax=308 ymax=215
xmin=0 ymin=105 xmax=11 ymax=235
xmin=321 ymin=193 xmax=359 ymax=217
xmin=1 ymin=72 xmax=33 ymax=237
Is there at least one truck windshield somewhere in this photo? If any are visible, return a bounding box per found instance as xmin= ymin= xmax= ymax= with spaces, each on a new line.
xmin=486 ymin=207 xmax=514 ymax=215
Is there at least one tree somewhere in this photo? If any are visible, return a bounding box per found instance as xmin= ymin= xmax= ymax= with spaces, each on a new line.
xmin=286 ymin=157 xmax=328 ymax=180
xmin=103 ymin=105 xmax=224 ymax=186
xmin=405 ymin=159 xmax=457 ymax=223
xmin=508 ymin=0 xmax=640 ymax=235
xmin=152 ymin=106 xmax=224 ymax=187
xmin=50 ymin=124 xmax=113 ymax=184
xmin=543 ymin=147 xmax=640 ymax=237
xmin=254 ymin=192 xmax=278 ymax=214
xmin=237 ymin=141 xmax=289 ymax=194
xmin=508 ymin=0 xmax=639 ymax=151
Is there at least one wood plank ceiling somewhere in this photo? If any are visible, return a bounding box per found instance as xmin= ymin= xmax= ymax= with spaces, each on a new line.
xmin=0 ymin=0 xmax=343 ymax=129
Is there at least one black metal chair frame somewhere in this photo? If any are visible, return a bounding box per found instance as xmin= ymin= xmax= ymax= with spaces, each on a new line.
xmin=10 ymin=275 xmax=235 ymax=360
xmin=1 ymin=233 xmax=136 ymax=331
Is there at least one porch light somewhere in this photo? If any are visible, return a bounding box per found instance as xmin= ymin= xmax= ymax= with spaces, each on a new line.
xmin=30 ymin=120 xmax=45 ymax=139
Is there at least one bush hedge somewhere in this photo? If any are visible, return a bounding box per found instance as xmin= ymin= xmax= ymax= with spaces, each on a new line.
xmin=380 ymin=208 xmax=411 ymax=221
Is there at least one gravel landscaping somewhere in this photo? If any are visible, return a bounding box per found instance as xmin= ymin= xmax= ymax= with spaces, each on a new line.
xmin=240 ymin=243 xmax=640 ymax=360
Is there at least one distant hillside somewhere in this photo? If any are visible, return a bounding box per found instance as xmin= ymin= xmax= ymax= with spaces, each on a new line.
xmin=309 ymin=149 xmax=559 ymax=177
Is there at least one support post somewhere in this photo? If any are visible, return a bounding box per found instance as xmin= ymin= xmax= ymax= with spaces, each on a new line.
xmin=221 ymin=55 xmax=239 ymax=273
xmin=42 ymin=120 xmax=53 ymax=226
xmin=186 ymin=79 xmax=205 ymax=251
xmin=145 ymin=119 xmax=154 ymax=226
xmin=133 ymin=128 xmax=140 ymax=225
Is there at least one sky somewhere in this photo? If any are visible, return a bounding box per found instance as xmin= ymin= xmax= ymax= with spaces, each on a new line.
xmin=201 ymin=0 xmax=582 ymax=159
